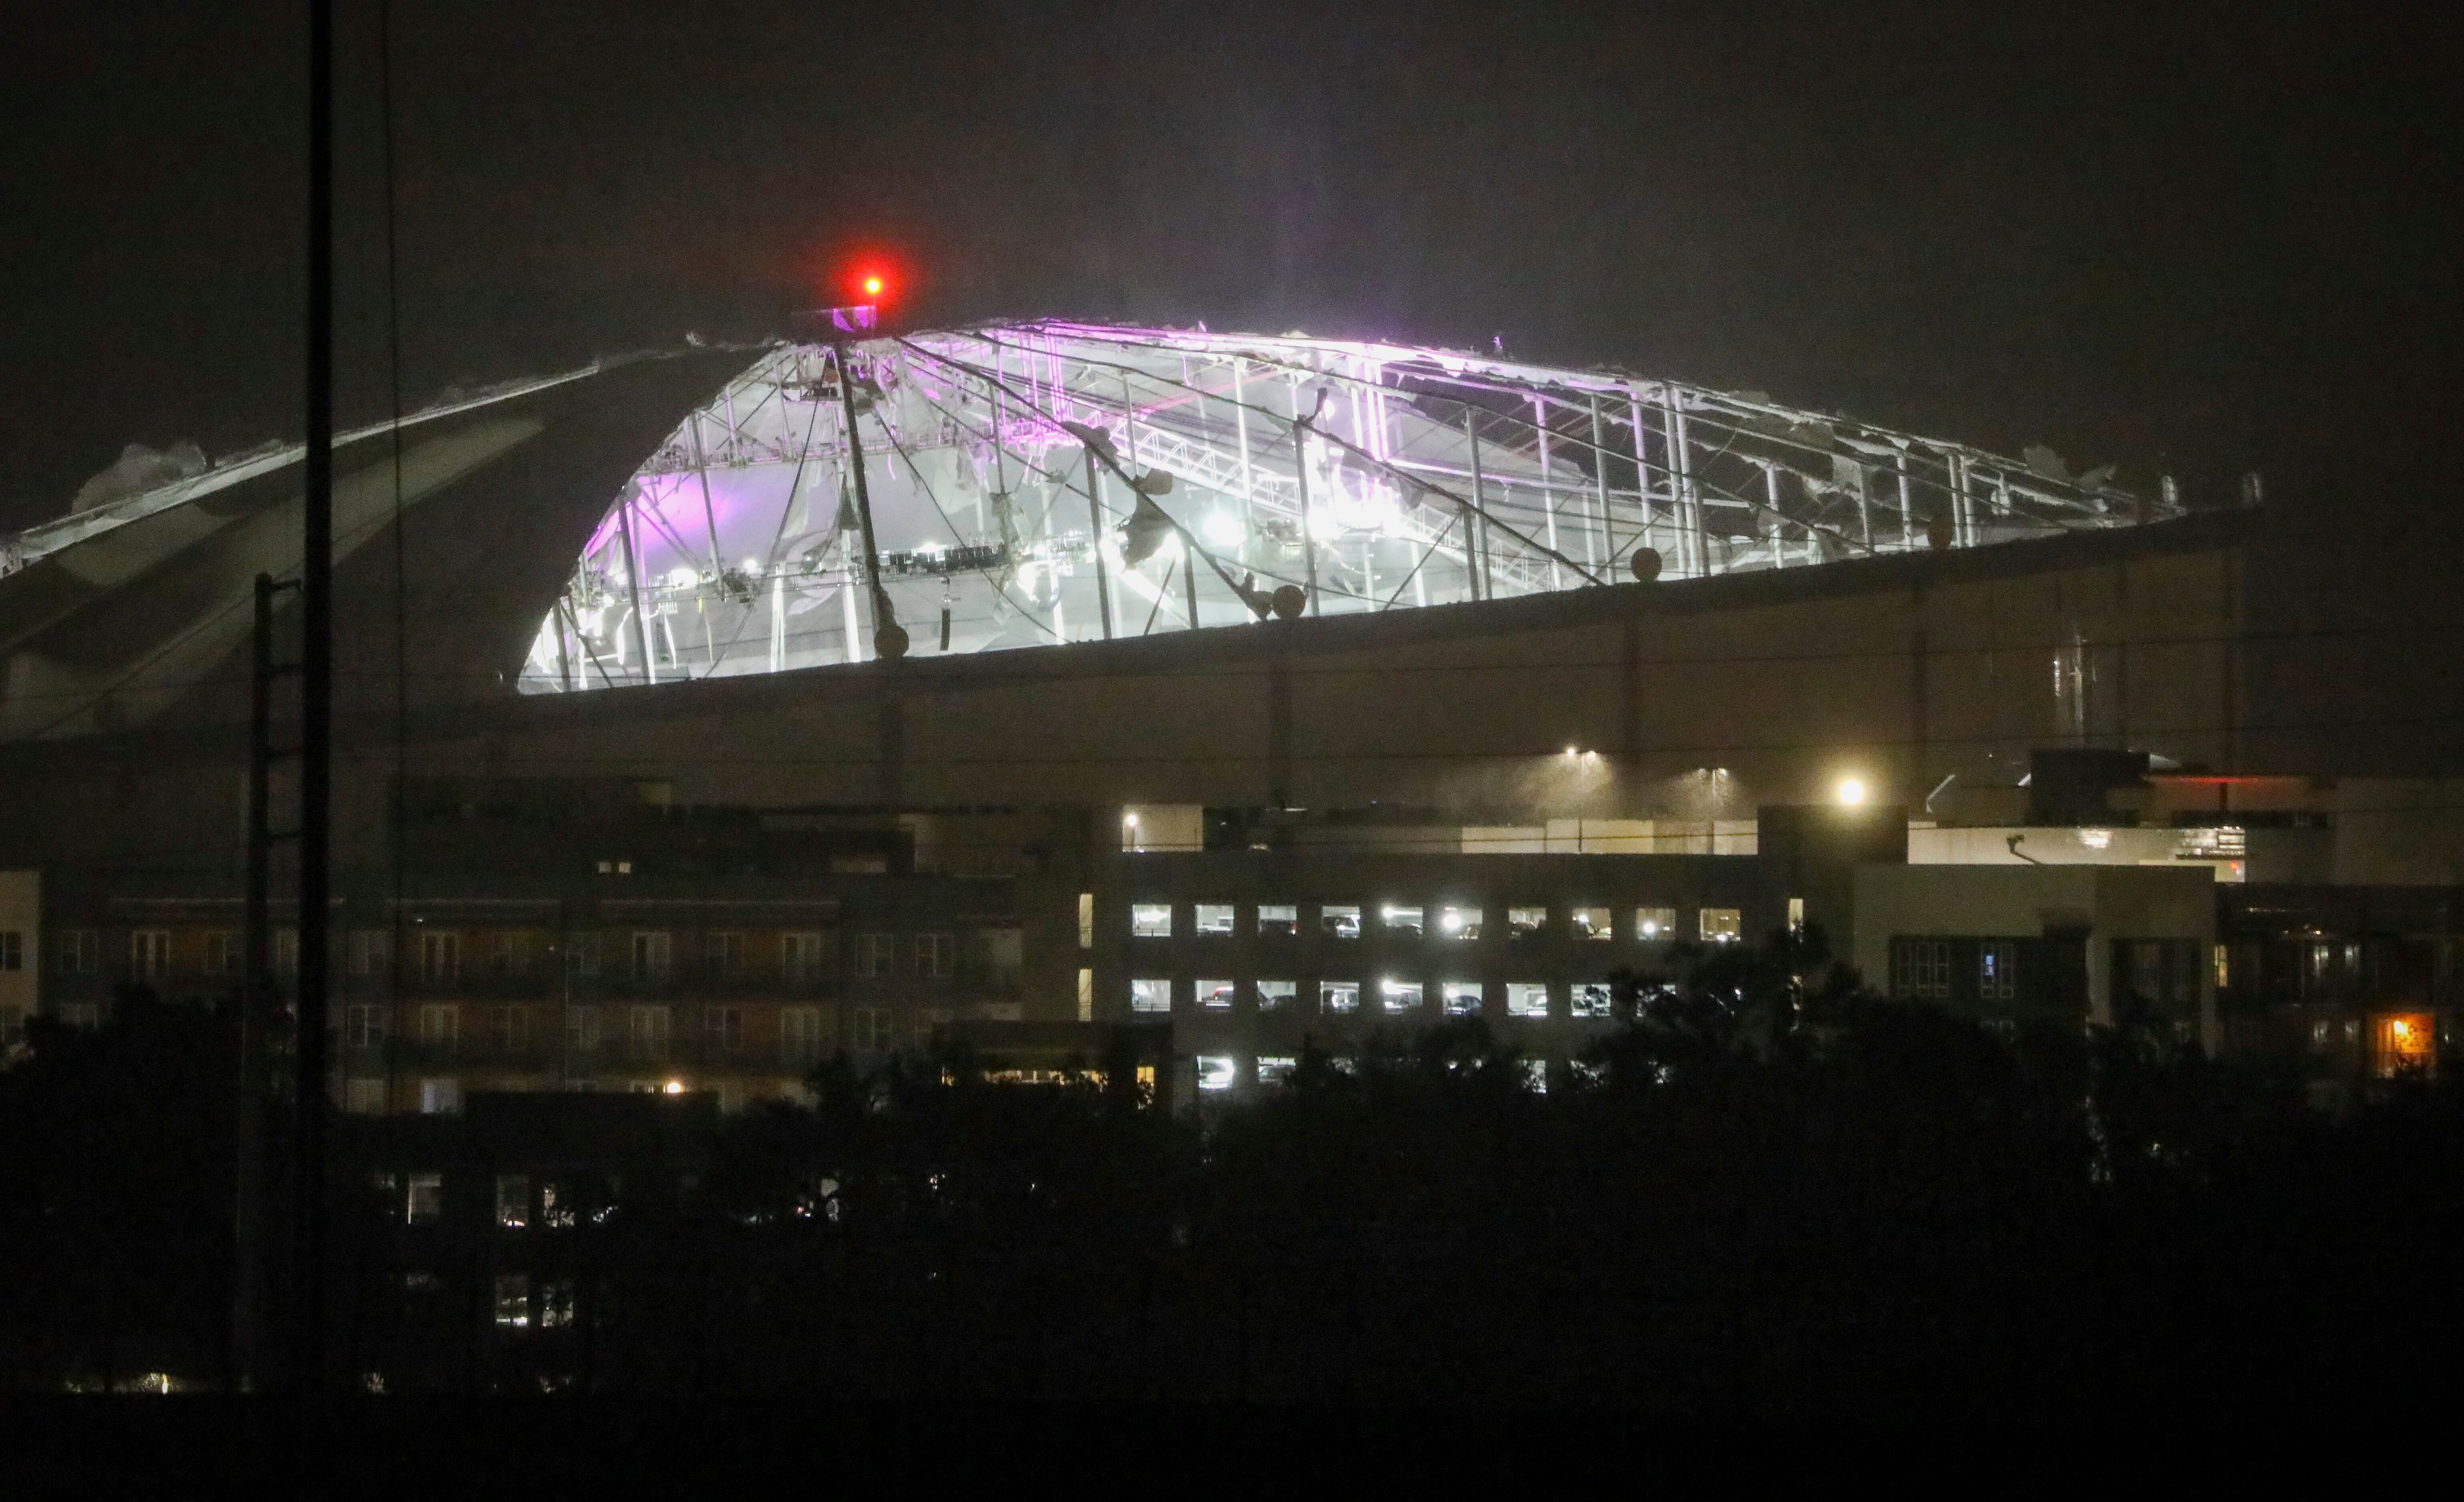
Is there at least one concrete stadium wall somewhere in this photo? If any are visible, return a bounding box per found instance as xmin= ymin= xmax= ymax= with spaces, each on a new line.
xmin=375 ymin=513 xmax=2252 ymax=831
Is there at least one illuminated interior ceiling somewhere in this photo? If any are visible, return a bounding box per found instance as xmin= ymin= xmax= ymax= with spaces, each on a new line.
xmin=524 ymin=321 xmax=2169 ymax=692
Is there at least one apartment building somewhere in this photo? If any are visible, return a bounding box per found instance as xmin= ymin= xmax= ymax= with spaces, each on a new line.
xmin=2217 ymin=883 xmax=2464 ymax=1089
xmin=24 ymin=794 xmax=1085 ymax=1114
xmin=1089 ymin=844 xmax=1779 ymax=1091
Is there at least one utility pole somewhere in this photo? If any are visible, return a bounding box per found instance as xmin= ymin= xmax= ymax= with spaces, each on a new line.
xmin=237 ymin=573 xmax=299 ymax=1393
xmin=294 ymin=0 xmax=336 ymax=1395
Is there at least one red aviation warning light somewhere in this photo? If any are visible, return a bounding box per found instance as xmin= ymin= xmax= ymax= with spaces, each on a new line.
xmin=793 ymin=255 xmax=902 ymax=336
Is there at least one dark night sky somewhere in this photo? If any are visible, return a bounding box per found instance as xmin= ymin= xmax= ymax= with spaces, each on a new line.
xmin=4 ymin=1 xmax=2457 ymax=536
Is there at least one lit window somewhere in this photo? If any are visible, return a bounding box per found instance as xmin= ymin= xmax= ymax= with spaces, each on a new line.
xmin=406 ymin=1172 xmax=445 ymax=1223
xmin=1521 ymin=1059 xmax=1548 ymax=1093
xmin=2375 ymin=1013 xmax=2435 ymax=1079
xmin=1381 ymin=905 xmax=1424 ymax=937
xmin=1076 ymin=968 xmax=1093 ymax=1022
xmin=419 ymin=1078 xmax=460 ymax=1115
xmin=1381 ymin=979 xmax=1424 ymax=1013
xmin=1507 ymin=906 xmax=1547 ymax=937
xmin=1633 ymin=907 xmax=1676 ymax=942
xmin=1130 ymin=904 xmax=1173 ymax=938
xmin=494 ymin=1273 xmax=532 ymax=1328
xmin=1571 ymin=983 xmax=1612 ymax=1018
xmin=344 ymin=1078 xmax=387 ymax=1115
xmin=1979 ymin=942 xmax=2018 ymax=1003
xmin=1198 ymin=979 xmax=1236 ymax=1011
xmin=496 ymin=1175 xmax=531 ymax=1229
xmin=539 ymin=1280 xmax=577 ymax=1328
xmin=1441 ymin=981 xmax=1483 ymax=1015
xmin=1570 ymin=907 xmax=1611 ymax=941
xmin=1506 ymin=982 xmax=1551 ymax=1018
xmin=1699 ymin=908 xmax=1743 ymax=944
xmin=1438 ymin=906 xmax=1482 ymax=940
xmin=1320 ymin=980 xmax=1360 ymax=1013
xmin=1195 ymin=904 xmax=1235 ymax=936
xmin=1129 ymin=978 xmax=1172 ymax=1013
xmin=1319 ymin=905 xmax=1362 ymax=939
xmin=1786 ymin=897 xmax=1806 ymax=935
xmin=1257 ymin=1056 xmax=1298 ymax=1087
xmin=1079 ymin=893 xmax=1094 ymax=949
xmin=1256 ymin=979 xmax=1297 ymax=1011
xmin=1257 ymin=905 xmax=1298 ymax=936
xmin=1196 ymin=1055 xmax=1237 ymax=1091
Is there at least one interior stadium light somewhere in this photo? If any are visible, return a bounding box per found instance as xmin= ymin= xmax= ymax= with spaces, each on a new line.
xmin=1836 ymin=778 xmax=1866 ymax=806
xmin=665 ymin=566 xmax=696 ymax=589
xmin=1202 ymin=511 xmax=1244 ymax=547
xmin=862 ymin=274 xmax=885 ymax=298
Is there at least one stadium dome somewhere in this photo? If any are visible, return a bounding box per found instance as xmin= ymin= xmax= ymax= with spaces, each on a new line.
xmin=0 ymin=324 xmax=2164 ymax=742
xmin=516 ymin=321 xmax=2163 ymax=693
